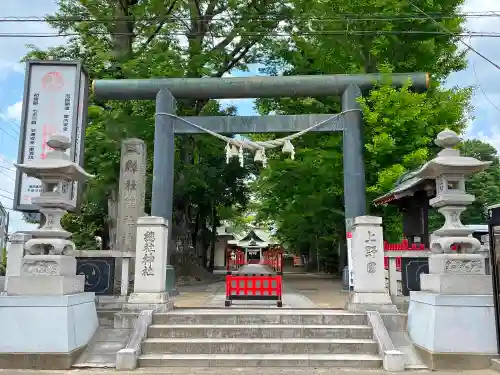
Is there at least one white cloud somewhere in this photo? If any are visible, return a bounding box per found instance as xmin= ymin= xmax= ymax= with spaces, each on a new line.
xmin=5 ymin=100 xmax=22 ymax=122
xmin=0 ymin=0 xmax=62 ymax=76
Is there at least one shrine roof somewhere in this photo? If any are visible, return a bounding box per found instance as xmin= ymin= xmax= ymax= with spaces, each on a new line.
xmin=373 ymin=169 xmax=432 ymax=205
xmin=217 ymin=226 xmax=279 ymax=247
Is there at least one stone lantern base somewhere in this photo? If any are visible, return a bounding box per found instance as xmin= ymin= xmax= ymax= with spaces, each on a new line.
xmin=6 ymin=255 xmax=85 ymax=295
xmin=0 ymin=293 xmax=97 ymax=361
xmin=407 ymin=254 xmax=497 ymax=370
xmin=0 ymin=254 xmax=98 ymax=369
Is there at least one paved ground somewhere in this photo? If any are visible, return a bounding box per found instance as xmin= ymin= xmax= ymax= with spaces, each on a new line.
xmin=284 ymin=273 xmax=348 ymax=309
xmin=173 ymin=269 xmax=348 ymax=309
xmin=0 ymin=368 xmax=497 ymax=375
xmin=173 ymin=281 xmax=224 ymax=307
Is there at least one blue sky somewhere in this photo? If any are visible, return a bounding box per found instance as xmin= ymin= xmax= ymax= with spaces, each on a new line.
xmin=0 ymin=0 xmax=500 ymax=233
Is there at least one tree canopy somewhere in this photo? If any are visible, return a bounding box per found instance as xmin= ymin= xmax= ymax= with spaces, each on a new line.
xmin=21 ymin=0 xmax=500 ymax=275
xmin=249 ymin=0 xmax=484 ymax=270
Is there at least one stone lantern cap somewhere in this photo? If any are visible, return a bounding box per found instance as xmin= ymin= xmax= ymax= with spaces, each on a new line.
xmin=413 ymin=129 xmax=491 ymax=179
xmin=15 ymin=134 xmax=94 ymax=182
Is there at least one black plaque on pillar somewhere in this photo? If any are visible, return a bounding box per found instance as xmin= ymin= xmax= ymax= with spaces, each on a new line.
xmin=76 ymin=257 xmax=115 ymax=295
xmin=401 ymin=257 xmax=429 ymax=296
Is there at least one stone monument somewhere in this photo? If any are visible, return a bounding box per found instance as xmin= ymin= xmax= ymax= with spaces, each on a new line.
xmin=114 ymin=139 xmax=147 ymax=296
xmin=125 ymin=216 xmax=173 ymax=311
xmin=0 ymin=135 xmax=98 ymax=369
xmin=347 ymin=216 xmax=397 ymax=312
xmin=116 ymin=138 xmax=147 ymax=252
xmin=407 ymin=129 xmax=496 ymax=369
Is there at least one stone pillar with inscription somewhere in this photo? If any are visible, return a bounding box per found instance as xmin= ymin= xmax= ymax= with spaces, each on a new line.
xmin=0 ymin=134 xmax=98 ymax=359
xmin=116 ymin=139 xmax=146 ymax=295
xmin=125 ymin=216 xmax=173 ymax=311
xmin=347 ymin=216 xmax=397 ymax=313
xmin=407 ymin=130 xmax=496 ymax=368
xmin=116 ymin=138 xmax=146 ymax=252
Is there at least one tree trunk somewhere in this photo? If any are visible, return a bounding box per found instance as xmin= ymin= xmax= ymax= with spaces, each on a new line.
xmin=107 ymin=190 xmax=118 ymax=250
xmin=209 ymin=205 xmax=217 ymax=270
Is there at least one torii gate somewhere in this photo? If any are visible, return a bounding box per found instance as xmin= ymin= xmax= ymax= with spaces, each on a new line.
xmin=93 ymin=73 xmax=429 ymax=267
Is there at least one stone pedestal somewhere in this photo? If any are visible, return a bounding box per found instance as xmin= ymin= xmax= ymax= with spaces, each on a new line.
xmin=408 ymin=254 xmax=497 ymax=369
xmin=125 ymin=216 xmax=173 ymax=311
xmin=4 ymin=233 xmax=30 ymax=292
xmin=0 ymin=293 xmax=97 ymax=358
xmin=7 ymin=255 xmax=85 ymax=295
xmin=1 ymin=254 xmax=98 ymax=366
xmin=347 ymin=216 xmax=397 ymax=312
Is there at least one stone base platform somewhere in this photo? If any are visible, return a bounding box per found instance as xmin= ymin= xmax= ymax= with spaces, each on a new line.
xmin=0 ymin=292 xmax=98 ymax=369
xmin=408 ymin=291 xmax=497 ymax=369
xmin=6 ymin=275 xmax=85 ymax=295
xmin=124 ymin=292 xmax=174 ymax=312
xmin=347 ymin=292 xmax=398 ymax=313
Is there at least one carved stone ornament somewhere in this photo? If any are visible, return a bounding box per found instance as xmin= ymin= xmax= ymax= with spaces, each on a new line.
xmin=25 ymin=238 xmax=75 ymax=256
xmin=10 ymin=233 xmax=30 ymax=243
xmin=21 ymin=260 xmax=59 ymax=275
xmin=397 ymin=280 xmax=403 ymax=296
xmin=367 ymin=262 xmax=376 ymax=274
xmin=444 ymin=259 xmax=483 ymax=274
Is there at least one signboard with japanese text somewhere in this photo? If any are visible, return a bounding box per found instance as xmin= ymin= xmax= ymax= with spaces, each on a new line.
xmin=13 ymin=61 xmax=89 ymax=212
xmin=76 ymin=257 xmax=116 ymax=295
xmin=401 ymin=257 xmax=429 ymax=296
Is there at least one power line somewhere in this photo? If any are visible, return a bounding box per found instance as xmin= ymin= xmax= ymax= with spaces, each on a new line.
xmin=1 ymin=12 xmax=500 ymax=23
xmin=0 ymin=115 xmax=20 ymax=140
xmin=0 ymin=188 xmax=13 ymax=196
xmin=0 ymin=110 xmax=20 ymax=130
xmin=0 ymin=193 xmax=13 ymax=201
xmin=469 ymin=35 xmax=500 ymax=115
xmin=1 ymin=30 xmax=500 ymax=38
xmin=0 ymin=164 xmax=15 ymax=172
xmin=0 ymin=109 xmax=21 ymax=139
xmin=409 ymin=1 xmax=500 ymax=71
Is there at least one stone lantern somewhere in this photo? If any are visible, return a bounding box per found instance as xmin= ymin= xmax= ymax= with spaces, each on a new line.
xmin=422 ymin=129 xmax=491 ymax=253
xmin=0 ymin=134 xmax=98 ymax=361
xmin=407 ymin=129 xmax=497 ymax=367
xmin=7 ymin=134 xmax=94 ymax=295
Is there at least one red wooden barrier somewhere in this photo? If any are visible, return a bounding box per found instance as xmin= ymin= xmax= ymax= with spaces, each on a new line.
xmin=384 ymin=256 xmax=403 ymax=272
xmin=396 ymin=257 xmax=402 ymax=272
xmin=226 ymin=248 xmax=245 ymax=271
xmin=225 ymin=273 xmax=283 ymax=307
xmin=383 ymin=239 xmax=425 ymax=251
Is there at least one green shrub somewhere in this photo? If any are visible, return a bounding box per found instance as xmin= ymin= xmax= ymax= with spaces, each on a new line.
xmin=0 ymin=248 xmax=6 ymax=276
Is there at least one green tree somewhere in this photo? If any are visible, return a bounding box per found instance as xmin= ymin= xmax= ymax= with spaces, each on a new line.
xmin=23 ymin=0 xmax=292 ymax=275
xmin=459 ymin=140 xmax=500 ymax=224
xmin=251 ymin=0 xmax=472 ymax=272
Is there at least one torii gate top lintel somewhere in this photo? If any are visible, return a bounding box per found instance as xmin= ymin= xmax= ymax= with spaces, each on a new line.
xmin=90 ymin=71 xmax=430 ymax=254
xmin=92 ymin=72 xmax=429 ymax=100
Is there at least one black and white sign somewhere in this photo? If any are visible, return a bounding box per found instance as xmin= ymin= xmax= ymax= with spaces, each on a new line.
xmin=401 ymin=257 xmax=429 ymax=296
xmin=14 ymin=61 xmax=89 ymax=212
xmin=76 ymin=257 xmax=115 ymax=295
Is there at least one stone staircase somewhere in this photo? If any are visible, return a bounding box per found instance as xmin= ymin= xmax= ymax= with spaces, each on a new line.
xmin=139 ymin=309 xmax=382 ymax=368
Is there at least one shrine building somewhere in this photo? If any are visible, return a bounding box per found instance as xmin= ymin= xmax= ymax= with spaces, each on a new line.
xmin=212 ymin=226 xmax=280 ymax=269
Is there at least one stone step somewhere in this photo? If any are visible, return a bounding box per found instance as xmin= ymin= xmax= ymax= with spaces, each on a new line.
xmin=97 ymin=309 xmax=118 ymax=327
xmin=154 ymin=309 xmax=366 ymax=325
xmin=147 ymin=324 xmax=373 ymax=339
xmin=142 ymin=337 xmax=378 ymax=355
xmin=138 ymin=353 xmax=382 ymax=367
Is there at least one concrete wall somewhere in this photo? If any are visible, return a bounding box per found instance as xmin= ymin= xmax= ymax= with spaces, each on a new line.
xmin=208 ymin=237 xmax=228 ymax=269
